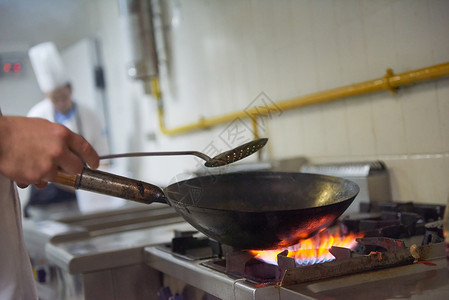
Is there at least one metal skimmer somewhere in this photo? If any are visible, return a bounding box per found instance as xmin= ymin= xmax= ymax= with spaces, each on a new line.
xmin=100 ymin=138 xmax=268 ymax=168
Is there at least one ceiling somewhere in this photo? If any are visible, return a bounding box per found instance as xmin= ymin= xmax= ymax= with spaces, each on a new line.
xmin=0 ymin=0 xmax=93 ymax=52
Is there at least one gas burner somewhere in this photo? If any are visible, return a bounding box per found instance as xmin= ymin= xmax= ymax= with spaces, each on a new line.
xmin=157 ymin=230 xmax=222 ymax=260
xmin=201 ymin=236 xmax=421 ymax=285
xmin=160 ymin=229 xmax=430 ymax=286
xmin=342 ymin=201 xmax=445 ymax=244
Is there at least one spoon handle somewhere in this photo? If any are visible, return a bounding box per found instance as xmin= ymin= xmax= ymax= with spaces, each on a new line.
xmin=100 ymin=151 xmax=211 ymax=162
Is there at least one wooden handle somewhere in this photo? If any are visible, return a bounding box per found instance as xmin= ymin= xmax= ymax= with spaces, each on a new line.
xmin=54 ymin=172 xmax=78 ymax=187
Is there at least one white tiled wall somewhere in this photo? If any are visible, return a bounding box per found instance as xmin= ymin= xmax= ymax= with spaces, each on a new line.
xmin=94 ymin=0 xmax=449 ymax=204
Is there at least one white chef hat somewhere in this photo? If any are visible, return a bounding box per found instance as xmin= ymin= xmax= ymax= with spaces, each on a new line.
xmin=29 ymin=42 xmax=69 ymax=93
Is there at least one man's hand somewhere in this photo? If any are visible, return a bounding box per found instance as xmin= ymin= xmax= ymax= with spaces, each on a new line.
xmin=0 ymin=116 xmax=99 ymax=188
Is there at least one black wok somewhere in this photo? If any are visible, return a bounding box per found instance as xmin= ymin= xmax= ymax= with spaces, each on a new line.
xmin=55 ymin=170 xmax=359 ymax=250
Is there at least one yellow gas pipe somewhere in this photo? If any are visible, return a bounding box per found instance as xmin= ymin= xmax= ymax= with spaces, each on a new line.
xmin=152 ymin=62 xmax=449 ymax=136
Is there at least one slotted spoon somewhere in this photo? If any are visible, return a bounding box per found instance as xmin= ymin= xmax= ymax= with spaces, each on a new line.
xmin=100 ymin=138 xmax=268 ymax=167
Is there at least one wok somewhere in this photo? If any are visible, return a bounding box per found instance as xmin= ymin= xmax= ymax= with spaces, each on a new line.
xmin=55 ymin=169 xmax=359 ymax=250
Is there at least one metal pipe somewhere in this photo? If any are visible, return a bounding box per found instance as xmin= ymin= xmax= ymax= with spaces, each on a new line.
xmin=119 ymin=0 xmax=158 ymax=94
xmin=154 ymin=62 xmax=449 ymax=136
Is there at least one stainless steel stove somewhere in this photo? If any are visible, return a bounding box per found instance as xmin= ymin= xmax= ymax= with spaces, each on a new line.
xmin=144 ymin=241 xmax=448 ymax=299
xmin=138 ymin=161 xmax=449 ymax=299
xmin=24 ymin=160 xmax=449 ymax=299
xmin=143 ymin=202 xmax=449 ymax=300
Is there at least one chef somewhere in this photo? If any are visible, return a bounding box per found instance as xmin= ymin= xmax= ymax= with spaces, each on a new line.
xmin=25 ymin=42 xmax=109 ymax=213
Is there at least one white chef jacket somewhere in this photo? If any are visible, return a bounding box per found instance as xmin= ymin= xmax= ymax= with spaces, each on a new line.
xmin=27 ymin=98 xmax=109 ymax=156
xmin=0 ymin=109 xmax=38 ymax=299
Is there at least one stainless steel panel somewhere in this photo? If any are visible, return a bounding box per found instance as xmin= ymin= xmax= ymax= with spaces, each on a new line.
xmin=144 ymin=247 xmax=280 ymax=300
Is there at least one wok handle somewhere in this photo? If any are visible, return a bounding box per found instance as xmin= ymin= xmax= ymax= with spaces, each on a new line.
xmin=53 ymin=168 xmax=167 ymax=205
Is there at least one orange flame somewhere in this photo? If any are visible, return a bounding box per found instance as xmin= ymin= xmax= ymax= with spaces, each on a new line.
xmin=250 ymin=230 xmax=364 ymax=266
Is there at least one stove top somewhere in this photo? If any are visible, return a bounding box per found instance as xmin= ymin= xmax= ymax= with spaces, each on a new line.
xmin=144 ymin=201 xmax=449 ymax=299
xmin=145 ymin=242 xmax=449 ymax=299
